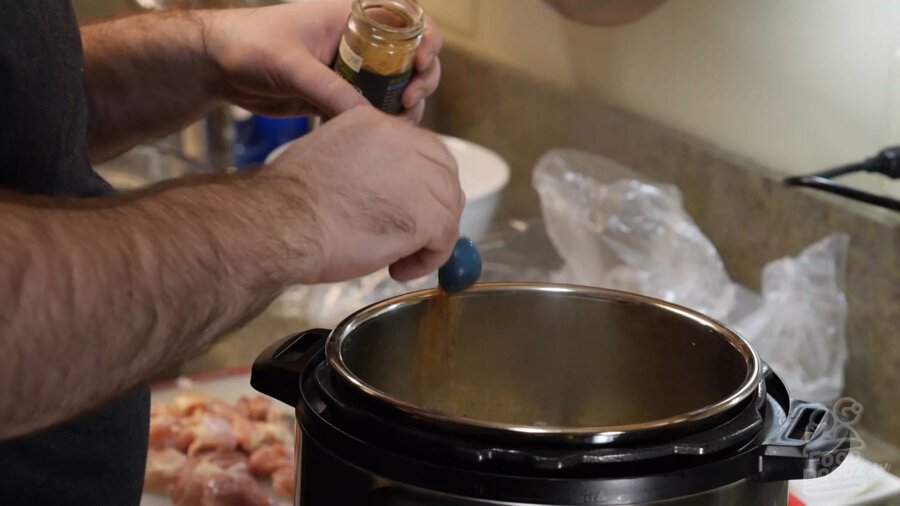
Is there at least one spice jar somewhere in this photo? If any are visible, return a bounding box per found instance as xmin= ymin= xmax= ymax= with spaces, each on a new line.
xmin=334 ymin=0 xmax=425 ymax=115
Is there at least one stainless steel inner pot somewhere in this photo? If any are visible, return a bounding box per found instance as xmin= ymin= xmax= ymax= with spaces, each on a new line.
xmin=327 ymin=283 xmax=761 ymax=439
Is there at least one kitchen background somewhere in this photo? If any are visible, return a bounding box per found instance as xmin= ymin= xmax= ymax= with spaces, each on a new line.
xmin=419 ymin=0 xmax=900 ymax=199
xmin=71 ymin=0 xmax=900 ymax=502
xmin=74 ymin=0 xmax=900 ymax=198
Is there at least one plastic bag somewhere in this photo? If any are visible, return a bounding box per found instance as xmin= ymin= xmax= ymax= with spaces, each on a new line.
xmin=532 ymin=149 xmax=848 ymax=402
xmin=533 ymin=149 xmax=740 ymax=321
xmin=734 ymin=234 xmax=850 ymax=403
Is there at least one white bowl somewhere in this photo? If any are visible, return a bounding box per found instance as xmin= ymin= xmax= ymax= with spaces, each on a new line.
xmin=440 ymin=135 xmax=510 ymax=240
xmin=266 ymin=134 xmax=510 ymax=241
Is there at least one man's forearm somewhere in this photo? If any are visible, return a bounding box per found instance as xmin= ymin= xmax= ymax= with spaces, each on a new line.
xmin=81 ymin=11 xmax=223 ymax=162
xmin=0 ymin=174 xmax=315 ymax=440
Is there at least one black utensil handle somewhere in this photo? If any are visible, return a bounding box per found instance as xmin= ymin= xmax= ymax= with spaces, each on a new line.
xmin=250 ymin=329 xmax=330 ymax=407
xmin=783 ymin=145 xmax=900 ymax=211
xmin=758 ymin=400 xmax=851 ymax=482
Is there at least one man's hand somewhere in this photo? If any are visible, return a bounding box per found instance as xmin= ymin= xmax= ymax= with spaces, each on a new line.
xmin=203 ymin=1 xmax=442 ymax=123
xmin=259 ymin=106 xmax=464 ymax=283
xmin=0 ymin=107 xmax=462 ymax=439
xmin=82 ymin=1 xmax=442 ymax=160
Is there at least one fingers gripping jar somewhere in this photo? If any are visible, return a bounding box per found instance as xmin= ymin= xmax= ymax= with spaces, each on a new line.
xmin=334 ymin=0 xmax=425 ymax=115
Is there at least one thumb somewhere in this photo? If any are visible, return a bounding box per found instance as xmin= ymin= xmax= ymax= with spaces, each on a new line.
xmin=294 ymin=59 xmax=369 ymax=117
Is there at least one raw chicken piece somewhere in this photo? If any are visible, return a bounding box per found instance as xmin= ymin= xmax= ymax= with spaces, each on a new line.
xmin=173 ymin=393 xmax=215 ymax=417
xmin=266 ymin=409 xmax=293 ymax=425
xmin=231 ymin=415 xmax=266 ymax=452
xmin=271 ymin=466 xmax=296 ymax=498
xmin=201 ymin=470 xmax=272 ymax=506
xmin=151 ymin=403 xmax=175 ymax=418
xmin=257 ymin=422 xmax=293 ymax=447
xmin=144 ymin=448 xmax=188 ymax=493
xmin=149 ymin=414 xmax=194 ymax=452
xmin=174 ymin=393 xmax=241 ymax=421
xmin=187 ymin=415 xmax=238 ymax=456
xmin=235 ymin=396 xmax=273 ymax=421
xmin=232 ymin=418 xmax=293 ymax=452
xmin=234 ymin=397 xmax=252 ymax=419
xmin=208 ymin=399 xmax=243 ymax=420
xmin=248 ymin=444 xmax=293 ymax=478
xmin=170 ymin=452 xmax=268 ymax=506
xmin=197 ymin=449 xmax=248 ymax=471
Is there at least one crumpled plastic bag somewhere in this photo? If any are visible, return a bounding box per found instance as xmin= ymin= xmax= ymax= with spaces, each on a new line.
xmin=533 ymin=149 xmax=849 ymax=403
xmin=733 ymin=234 xmax=850 ymax=403
xmin=533 ymin=149 xmax=740 ymax=321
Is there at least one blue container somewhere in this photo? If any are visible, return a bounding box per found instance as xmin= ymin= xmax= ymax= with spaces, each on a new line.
xmin=233 ymin=115 xmax=312 ymax=169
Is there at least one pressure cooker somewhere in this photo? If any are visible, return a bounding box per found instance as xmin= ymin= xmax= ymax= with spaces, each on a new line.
xmin=251 ymin=283 xmax=849 ymax=505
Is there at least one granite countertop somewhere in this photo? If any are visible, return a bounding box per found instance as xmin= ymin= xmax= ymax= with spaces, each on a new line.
xmin=176 ymin=311 xmax=311 ymax=377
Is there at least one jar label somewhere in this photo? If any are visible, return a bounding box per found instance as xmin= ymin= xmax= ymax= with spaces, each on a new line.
xmin=338 ymin=37 xmax=363 ymax=73
xmin=334 ymin=44 xmax=413 ymax=115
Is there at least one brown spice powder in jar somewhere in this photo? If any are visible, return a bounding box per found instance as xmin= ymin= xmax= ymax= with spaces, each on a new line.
xmin=334 ymin=0 xmax=425 ymax=114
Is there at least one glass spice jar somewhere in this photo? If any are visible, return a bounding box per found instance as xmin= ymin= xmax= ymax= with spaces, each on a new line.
xmin=334 ymin=0 xmax=425 ymax=115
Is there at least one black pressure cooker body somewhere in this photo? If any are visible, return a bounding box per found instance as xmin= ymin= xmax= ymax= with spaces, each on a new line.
xmin=251 ymin=285 xmax=849 ymax=505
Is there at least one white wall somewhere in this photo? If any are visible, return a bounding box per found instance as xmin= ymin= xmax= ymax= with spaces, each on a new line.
xmin=421 ymin=0 xmax=900 ymax=198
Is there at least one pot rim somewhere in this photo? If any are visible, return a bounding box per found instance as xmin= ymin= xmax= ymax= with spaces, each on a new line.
xmin=325 ymin=282 xmax=762 ymax=441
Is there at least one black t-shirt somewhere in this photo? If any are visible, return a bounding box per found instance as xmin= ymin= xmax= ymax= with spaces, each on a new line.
xmin=0 ymin=1 xmax=150 ymax=504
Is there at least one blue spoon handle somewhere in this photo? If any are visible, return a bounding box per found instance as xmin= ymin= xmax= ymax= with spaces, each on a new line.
xmin=438 ymin=237 xmax=482 ymax=294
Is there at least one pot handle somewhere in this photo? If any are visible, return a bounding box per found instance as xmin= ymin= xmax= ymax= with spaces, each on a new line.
xmin=758 ymin=400 xmax=851 ymax=482
xmin=250 ymin=329 xmax=330 ymax=407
